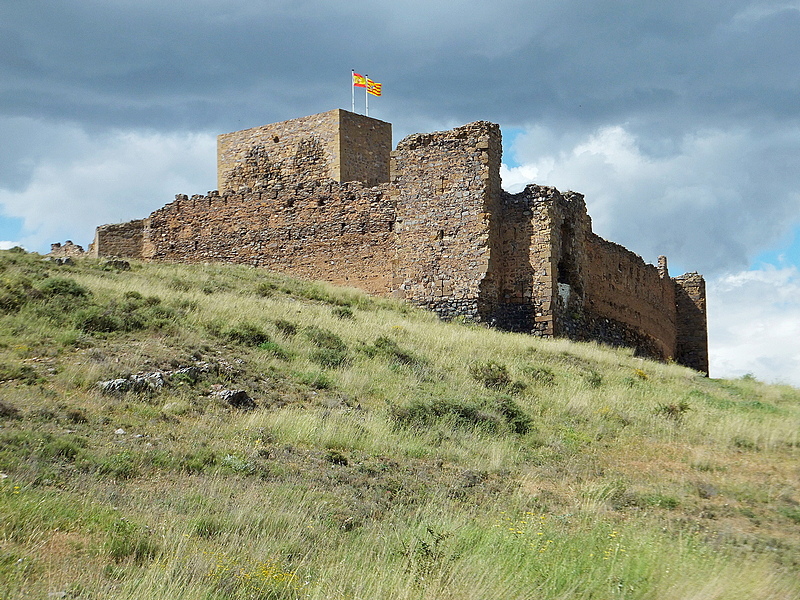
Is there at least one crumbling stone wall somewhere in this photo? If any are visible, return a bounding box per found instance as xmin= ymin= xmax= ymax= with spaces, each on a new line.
xmin=89 ymin=220 xmax=145 ymax=259
xmin=141 ymin=183 xmax=395 ymax=295
xmin=473 ymin=183 xmax=698 ymax=363
xmin=86 ymin=109 xmax=709 ymax=373
xmin=582 ymin=234 xmax=678 ymax=360
xmin=674 ymin=274 xmax=709 ymax=373
xmin=339 ymin=110 xmax=393 ymax=186
xmin=391 ymin=121 xmax=502 ymax=321
xmin=49 ymin=241 xmax=86 ymax=258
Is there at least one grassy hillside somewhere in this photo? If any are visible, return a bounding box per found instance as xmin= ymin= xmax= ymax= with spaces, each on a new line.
xmin=1 ymin=248 xmax=799 ymax=600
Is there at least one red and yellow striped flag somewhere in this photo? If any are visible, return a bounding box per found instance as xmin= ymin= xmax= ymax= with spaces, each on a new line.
xmin=367 ymin=78 xmax=382 ymax=97
xmin=352 ymin=72 xmax=366 ymax=88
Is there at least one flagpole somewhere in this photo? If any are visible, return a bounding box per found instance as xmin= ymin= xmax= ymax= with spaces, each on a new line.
xmin=365 ymin=74 xmax=369 ymax=117
xmin=351 ymin=70 xmax=355 ymax=113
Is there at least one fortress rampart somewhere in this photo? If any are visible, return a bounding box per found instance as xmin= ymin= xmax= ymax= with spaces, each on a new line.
xmin=80 ymin=108 xmax=709 ymax=374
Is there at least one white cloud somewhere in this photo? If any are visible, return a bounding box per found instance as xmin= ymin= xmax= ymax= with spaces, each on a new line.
xmin=707 ymin=266 xmax=800 ymax=386
xmin=501 ymin=122 xmax=800 ymax=275
xmin=0 ymin=121 xmax=217 ymax=253
xmin=0 ymin=241 xmax=21 ymax=250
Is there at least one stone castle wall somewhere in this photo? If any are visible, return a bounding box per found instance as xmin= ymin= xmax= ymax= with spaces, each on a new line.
xmin=583 ymin=234 xmax=678 ymax=359
xmin=141 ymin=183 xmax=395 ymax=295
xmin=674 ymin=274 xmax=709 ymax=373
xmin=339 ymin=110 xmax=393 ymax=186
xmin=90 ymin=220 xmax=146 ymax=259
xmin=391 ymin=121 xmax=502 ymax=321
xmin=86 ymin=109 xmax=709 ymax=373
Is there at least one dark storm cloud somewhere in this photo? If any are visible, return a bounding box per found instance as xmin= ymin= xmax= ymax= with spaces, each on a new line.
xmin=2 ymin=0 xmax=800 ymax=271
xmin=4 ymin=1 xmax=798 ymax=134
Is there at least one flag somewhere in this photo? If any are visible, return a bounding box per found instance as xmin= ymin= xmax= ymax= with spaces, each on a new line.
xmin=367 ymin=78 xmax=382 ymax=97
xmin=352 ymin=72 xmax=366 ymax=88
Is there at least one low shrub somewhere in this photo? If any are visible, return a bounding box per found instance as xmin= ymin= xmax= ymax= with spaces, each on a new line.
xmin=295 ymin=370 xmax=334 ymax=389
xmin=74 ymin=306 xmax=124 ymax=333
xmin=95 ymin=451 xmax=140 ymax=480
xmin=105 ymin=519 xmax=158 ymax=564
xmin=494 ymin=395 xmax=532 ymax=434
xmin=304 ymin=326 xmax=346 ymax=351
xmin=258 ymin=341 xmax=291 ymax=361
xmin=391 ymin=398 xmax=503 ymax=433
xmin=305 ymin=326 xmax=349 ymax=368
xmin=392 ymin=395 xmax=533 ymax=436
xmin=331 ymin=306 xmax=355 ymax=320
xmin=223 ymin=323 xmax=271 ymax=346
xmin=657 ymin=401 xmax=691 ymax=420
xmin=363 ymin=336 xmax=424 ymax=368
xmin=470 ymin=361 xmax=511 ymax=389
xmin=310 ymin=347 xmax=349 ymax=368
xmin=523 ymin=365 xmax=556 ymax=385
xmin=274 ymin=319 xmax=298 ymax=336
xmin=255 ymin=281 xmax=279 ymax=297
xmin=37 ymin=277 xmax=90 ymax=299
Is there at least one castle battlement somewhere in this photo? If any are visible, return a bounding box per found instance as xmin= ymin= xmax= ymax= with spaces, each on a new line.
xmin=83 ymin=109 xmax=708 ymax=373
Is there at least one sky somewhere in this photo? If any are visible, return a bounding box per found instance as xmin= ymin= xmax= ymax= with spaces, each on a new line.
xmin=2 ymin=0 xmax=800 ymax=385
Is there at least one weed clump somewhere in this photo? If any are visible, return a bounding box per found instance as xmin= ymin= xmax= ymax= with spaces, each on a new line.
xmin=523 ymin=365 xmax=556 ymax=385
xmin=0 ymin=399 xmax=20 ymax=419
xmin=258 ymin=341 xmax=291 ymax=360
xmin=0 ymin=277 xmax=34 ymax=313
xmin=363 ymin=336 xmax=424 ymax=367
xmin=274 ymin=319 xmax=298 ymax=336
xmin=325 ymin=449 xmax=349 ymax=465
xmin=105 ymin=519 xmax=158 ymax=564
xmin=95 ymin=451 xmax=140 ymax=480
xmin=222 ymin=322 xmax=271 ymax=346
xmin=470 ymin=361 xmax=525 ymax=393
xmin=74 ymin=294 xmax=177 ymax=334
xmin=495 ymin=395 xmax=533 ymax=434
xmin=391 ymin=398 xmax=499 ymax=431
xmin=74 ymin=306 xmax=125 ymax=333
xmin=0 ymin=363 xmax=40 ymax=385
xmin=391 ymin=395 xmax=532 ymax=435
xmin=37 ymin=277 xmax=90 ymax=299
xmin=331 ymin=306 xmax=355 ymax=320
xmin=583 ymin=370 xmax=603 ymax=388
xmin=470 ymin=361 xmax=511 ymax=389
xmin=294 ymin=370 xmax=334 ymax=389
xmin=657 ymin=400 xmax=690 ymax=420
xmin=305 ymin=326 xmax=349 ymax=368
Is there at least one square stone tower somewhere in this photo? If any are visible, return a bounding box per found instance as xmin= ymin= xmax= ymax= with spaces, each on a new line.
xmin=217 ymin=109 xmax=392 ymax=193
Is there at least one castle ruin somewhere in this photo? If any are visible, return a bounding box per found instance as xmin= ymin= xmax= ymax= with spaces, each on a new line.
xmin=79 ymin=108 xmax=708 ymax=373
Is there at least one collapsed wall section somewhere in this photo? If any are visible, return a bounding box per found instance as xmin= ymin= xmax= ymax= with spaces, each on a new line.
xmin=140 ymin=182 xmax=396 ymax=294
xmin=391 ymin=121 xmax=502 ymax=321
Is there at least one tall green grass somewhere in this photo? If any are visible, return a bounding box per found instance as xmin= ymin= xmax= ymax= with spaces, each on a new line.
xmin=0 ymin=250 xmax=799 ymax=599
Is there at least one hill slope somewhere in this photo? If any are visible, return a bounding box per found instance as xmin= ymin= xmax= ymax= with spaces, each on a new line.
xmin=1 ymin=249 xmax=799 ymax=599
